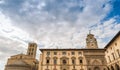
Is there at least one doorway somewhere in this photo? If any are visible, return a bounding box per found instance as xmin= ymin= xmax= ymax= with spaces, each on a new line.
xmin=94 ymin=67 xmax=100 ymax=70
xmin=115 ymin=64 xmax=120 ymax=70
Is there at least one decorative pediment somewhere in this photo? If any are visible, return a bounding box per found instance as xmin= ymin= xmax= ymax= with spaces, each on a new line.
xmin=53 ymin=57 xmax=58 ymax=59
xmin=71 ymin=57 xmax=76 ymax=59
xmin=46 ymin=57 xmax=50 ymax=59
xmin=78 ymin=57 xmax=83 ymax=59
xmin=92 ymin=59 xmax=101 ymax=65
xmin=60 ymin=57 xmax=68 ymax=59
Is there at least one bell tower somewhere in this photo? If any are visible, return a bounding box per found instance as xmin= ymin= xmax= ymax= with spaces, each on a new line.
xmin=86 ymin=31 xmax=98 ymax=48
xmin=27 ymin=42 xmax=37 ymax=58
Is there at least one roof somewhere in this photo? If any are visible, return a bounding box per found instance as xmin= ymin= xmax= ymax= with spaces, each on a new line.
xmin=11 ymin=53 xmax=26 ymax=57
xmin=9 ymin=60 xmax=29 ymax=66
xmin=104 ymin=31 xmax=120 ymax=49
xmin=39 ymin=48 xmax=105 ymax=52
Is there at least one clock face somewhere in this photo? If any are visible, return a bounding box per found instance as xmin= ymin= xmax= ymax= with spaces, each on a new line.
xmin=90 ymin=40 xmax=93 ymax=42
xmin=89 ymin=39 xmax=93 ymax=42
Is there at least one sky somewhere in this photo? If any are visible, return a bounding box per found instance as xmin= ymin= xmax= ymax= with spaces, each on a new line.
xmin=0 ymin=0 xmax=120 ymax=70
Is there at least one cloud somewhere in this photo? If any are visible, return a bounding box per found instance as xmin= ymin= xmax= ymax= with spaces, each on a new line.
xmin=90 ymin=17 xmax=120 ymax=48
xmin=0 ymin=0 xmax=5 ymax=4
xmin=0 ymin=0 xmax=120 ymax=70
xmin=0 ymin=0 xmax=118 ymax=52
xmin=0 ymin=0 xmax=113 ymax=48
xmin=0 ymin=12 xmax=31 ymax=70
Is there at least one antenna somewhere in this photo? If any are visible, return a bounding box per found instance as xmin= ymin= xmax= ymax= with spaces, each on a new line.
xmin=89 ymin=30 xmax=91 ymax=34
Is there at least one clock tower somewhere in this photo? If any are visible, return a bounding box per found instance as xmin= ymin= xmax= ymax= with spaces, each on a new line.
xmin=86 ymin=31 xmax=98 ymax=48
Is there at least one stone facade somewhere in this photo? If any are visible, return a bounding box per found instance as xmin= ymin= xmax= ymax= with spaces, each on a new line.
xmin=83 ymin=49 xmax=106 ymax=70
xmin=39 ymin=49 xmax=106 ymax=70
xmin=4 ymin=43 xmax=38 ymax=70
xmin=5 ymin=59 xmax=31 ymax=70
xmin=39 ymin=32 xmax=107 ymax=70
xmin=105 ymin=31 xmax=120 ymax=70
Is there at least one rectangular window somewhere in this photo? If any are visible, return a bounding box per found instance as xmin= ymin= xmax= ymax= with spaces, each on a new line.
xmin=62 ymin=52 xmax=66 ymax=55
xmin=47 ymin=52 xmax=50 ymax=56
xmin=54 ymin=59 xmax=57 ymax=64
xmin=54 ymin=52 xmax=57 ymax=55
xmin=80 ymin=59 xmax=83 ymax=64
xmin=29 ymin=48 xmax=31 ymax=51
xmin=115 ymin=43 xmax=117 ymax=46
xmin=71 ymin=52 xmax=75 ymax=55
xmin=78 ymin=52 xmax=82 ymax=55
xmin=29 ymin=52 xmax=30 ymax=55
xmin=32 ymin=48 xmax=34 ymax=51
xmin=108 ymin=56 xmax=111 ymax=62
xmin=117 ymin=50 xmax=120 ymax=57
xmin=112 ymin=53 xmax=115 ymax=60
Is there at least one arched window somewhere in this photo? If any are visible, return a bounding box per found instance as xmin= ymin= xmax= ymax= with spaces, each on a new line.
xmin=71 ymin=57 xmax=76 ymax=65
xmin=78 ymin=57 xmax=83 ymax=64
xmin=46 ymin=59 xmax=49 ymax=64
xmin=63 ymin=60 xmax=66 ymax=64
xmin=72 ymin=59 xmax=75 ymax=64
xmin=80 ymin=59 xmax=83 ymax=64
xmin=46 ymin=57 xmax=50 ymax=64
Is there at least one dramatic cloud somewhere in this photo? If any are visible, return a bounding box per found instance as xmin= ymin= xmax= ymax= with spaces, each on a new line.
xmin=0 ymin=0 xmax=120 ymax=70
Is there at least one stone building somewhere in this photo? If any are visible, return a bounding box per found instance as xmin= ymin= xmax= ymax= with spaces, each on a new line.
xmin=105 ymin=31 xmax=120 ymax=70
xmin=4 ymin=43 xmax=38 ymax=70
xmin=4 ymin=31 xmax=120 ymax=70
xmin=39 ymin=32 xmax=107 ymax=70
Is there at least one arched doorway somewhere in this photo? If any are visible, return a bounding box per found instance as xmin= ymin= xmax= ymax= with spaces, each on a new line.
xmin=115 ymin=64 xmax=120 ymax=70
xmin=111 ymin=66 xmax=114 ymax=70
xmin=94 ymin=67 xmax=100 ymax=70
xmin=107 ymin=67 xmax=110 ymax=70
